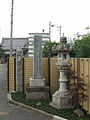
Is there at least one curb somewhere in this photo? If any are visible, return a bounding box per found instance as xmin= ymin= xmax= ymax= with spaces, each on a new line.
xmin=0 ymin=64 xmax=2 ymax=67
xmin=7 ymin=93 xmax=68 ymax=120
xmin=0 ymin=64 xmax=5 ymax=69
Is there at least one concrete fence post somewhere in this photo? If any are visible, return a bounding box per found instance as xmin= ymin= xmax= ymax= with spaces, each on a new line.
xmin=16 ymin=49 xmax=23 ymax=92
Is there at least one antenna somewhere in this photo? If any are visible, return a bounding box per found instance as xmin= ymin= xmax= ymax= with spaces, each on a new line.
xmin=10 ymin=0 xmax=14 ymax=57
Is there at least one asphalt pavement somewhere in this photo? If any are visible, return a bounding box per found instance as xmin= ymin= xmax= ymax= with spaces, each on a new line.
xmin=0 ymin=63 xmax=53 ymax=120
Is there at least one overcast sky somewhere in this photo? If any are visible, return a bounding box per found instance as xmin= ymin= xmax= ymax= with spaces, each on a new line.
xmin=0 ymin=0 xmax=90 ymax=43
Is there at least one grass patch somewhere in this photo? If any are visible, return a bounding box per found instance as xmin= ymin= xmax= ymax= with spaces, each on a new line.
xmin=12 ymin=92 xmax=90 ymax=120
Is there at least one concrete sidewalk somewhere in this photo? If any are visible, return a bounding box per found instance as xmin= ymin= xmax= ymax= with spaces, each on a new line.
xmin=0 ymin=64 xmax=53 ymax=120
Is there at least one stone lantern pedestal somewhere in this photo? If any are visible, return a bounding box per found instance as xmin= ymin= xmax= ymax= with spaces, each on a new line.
xmin=50 ymin=35 xmax=73 ymax=109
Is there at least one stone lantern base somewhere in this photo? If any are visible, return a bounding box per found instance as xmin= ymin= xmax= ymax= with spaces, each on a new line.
xmin=50 ymin=90 xmax=73 ymax=109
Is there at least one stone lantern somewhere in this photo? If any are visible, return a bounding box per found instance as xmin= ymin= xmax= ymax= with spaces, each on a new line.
xmin=50 ymin=34 xmax=73 ymax=109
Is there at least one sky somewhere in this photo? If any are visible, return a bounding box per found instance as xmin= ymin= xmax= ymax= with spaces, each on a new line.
xmin=0 ymin=0 xmax=90 ymax=43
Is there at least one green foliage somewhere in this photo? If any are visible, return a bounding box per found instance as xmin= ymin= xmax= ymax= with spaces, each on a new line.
xmin=0 ymin=44 xmax=6 ymax=58
xmin=73 ymin=35 xmax=90 ymax=58
xmin=42 ymin=41 xmax=59 ymax=57
xmin=12 ymin=92 xmax=90 ymax=120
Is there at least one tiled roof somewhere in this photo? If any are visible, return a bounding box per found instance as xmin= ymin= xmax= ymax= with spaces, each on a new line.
xmin=2 ymin=38 xmax=29 ymax=50
xmin=1 ymin=38 xmax=29 ymax=54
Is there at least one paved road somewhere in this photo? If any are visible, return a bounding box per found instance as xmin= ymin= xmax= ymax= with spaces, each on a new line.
xmin=0 ymin=64 xmax=52 ymax=120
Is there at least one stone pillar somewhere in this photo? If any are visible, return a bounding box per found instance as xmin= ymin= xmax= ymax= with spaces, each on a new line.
xmin=16 ymin=49 xmax=23 ymax=92
xmin=26 ymin=35 xmax=49 ymax=100
xmin=30 ymin=35 xmax=45 ymax=86
xmin=33 ymin=35 xmax=42 ymax=79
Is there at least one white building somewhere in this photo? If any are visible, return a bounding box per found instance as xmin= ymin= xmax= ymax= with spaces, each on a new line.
xmin=28 ymin=33 xmax=50 ymax=57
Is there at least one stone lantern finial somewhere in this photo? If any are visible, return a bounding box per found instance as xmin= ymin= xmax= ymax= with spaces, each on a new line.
xmin=60 ymin=33 xmax=67 ymax=45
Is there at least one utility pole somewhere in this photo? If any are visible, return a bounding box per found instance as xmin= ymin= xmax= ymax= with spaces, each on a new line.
xmin=10 ymin=0 xmax=14 ymax=57
xmin=49 ymin=21 xmax=55 ymax=41
xmin=59 ymin=26 xmax=62 ymax=42
xmin=49 ymin=22 xmax=62 ymax=42
xmin=49 ymin=21 xmax=51 ymax=41
xmin=57 ymin=26 xmax=62 ymax=43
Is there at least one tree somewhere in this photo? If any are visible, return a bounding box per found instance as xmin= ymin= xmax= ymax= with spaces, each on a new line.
xmin=42 ymin=41 xmax=59 ymax=57
xmin=73 ymin=35 xmax=90 ymax=58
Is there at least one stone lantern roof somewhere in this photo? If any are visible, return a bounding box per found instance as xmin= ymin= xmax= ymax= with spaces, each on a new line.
xmin=52 ymin=35 xmax=73 ymax=53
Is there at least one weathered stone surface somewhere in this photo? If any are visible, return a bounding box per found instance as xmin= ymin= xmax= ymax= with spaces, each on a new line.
xmin=26 ymin=86 xmax=49 ymax=92
xmin=29 ymin=36 xmax=45 ymax=87
xmin=26 ymin=86 xmax=49 ymax=100
xmin=52 ymin=36 xmax=73 ymax=53
xmin=33 ymin=35 xmax=42 ymax=79
xmin=50 ymin=91 xmax=73 ymax=109
xmin=27 ymin=35 xmax=49 ymax=100
xmin=50 ymin=35 xmax=73 ymax=109
xmin=74 ymin=109 xmax=84 ymax=117
xmin=36 ymin=102 xmax=42 ymax=106
xmin=16 ymin=49 xmax=23 ymax=92
xmin=30 ymin=78 xmax=45 ymax=87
